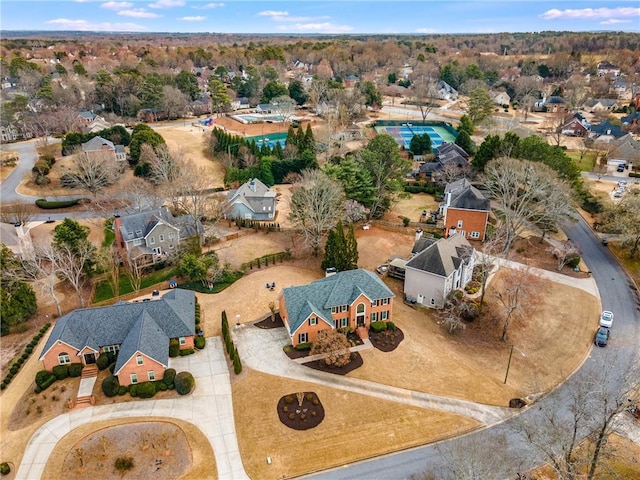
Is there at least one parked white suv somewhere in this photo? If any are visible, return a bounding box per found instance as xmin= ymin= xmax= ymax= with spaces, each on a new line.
xmin=599 ymin=310 xmax=614 ymax=328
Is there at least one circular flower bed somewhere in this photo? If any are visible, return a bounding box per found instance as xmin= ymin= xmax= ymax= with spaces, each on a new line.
xmin=369 ymin=328 xmax=404 ymax=352
xmin=277 ymin=392 xmax=325 ymax=430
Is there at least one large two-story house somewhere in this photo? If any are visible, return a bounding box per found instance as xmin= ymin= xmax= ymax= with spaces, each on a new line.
xmin=114 ymin=206 xmax=204 ymax=266
xmin=81 ymin=135 xmax=126 ymax=164
xmin=279 ymin=269 xmax=395 ymax=347
xmin=39 ymin=289 xmax=196 ymax=386
xmin=226 ymin=178 xmax=277 ymax=221
xmin=440 ymin=178 xmax=491 ymax=241
xmin=404 ymin=233 xmax=475 ymax=309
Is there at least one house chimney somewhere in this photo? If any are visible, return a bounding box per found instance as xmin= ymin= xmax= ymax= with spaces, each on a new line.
xmin=249 ymin=179 xmax=256 ymax=192
xmin=415 ymin=229 xmax=423 ymax=242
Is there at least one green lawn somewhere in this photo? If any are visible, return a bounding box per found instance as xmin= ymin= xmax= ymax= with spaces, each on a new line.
xmin=102 ymin=219 xmax=115 ymax=248
xmin=178 ymin=270 xmax=244 ymax=294
xmin=566 ymin=150 xmax=597 ymax=172
xmin=92 ymin=266 xmax=180 ymax=303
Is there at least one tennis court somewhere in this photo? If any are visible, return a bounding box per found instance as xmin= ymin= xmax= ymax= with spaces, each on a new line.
xmin=245 ymin=132 xmax=287 ymax=149
xmin=374 ymin=121 xmax=458 ymax=152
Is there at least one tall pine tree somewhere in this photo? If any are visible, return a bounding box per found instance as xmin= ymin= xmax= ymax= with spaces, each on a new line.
xmin=345 ymin=222 xmax=359 ymax=270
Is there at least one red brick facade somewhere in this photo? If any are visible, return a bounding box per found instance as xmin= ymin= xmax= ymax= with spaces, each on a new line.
xmin=116 ymin=352 xmax=166 ymax=386
xmin=444 ymin=208 xmax=489 ymax=241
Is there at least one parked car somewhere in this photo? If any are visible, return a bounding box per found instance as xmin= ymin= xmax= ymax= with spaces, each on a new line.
xmin=599 ymin=310 xmax=614 ymax=328
xmin=594 ymin=326 xmax=610 ymax=347
xmin=617 ymin=165 xmax=625 ymax=173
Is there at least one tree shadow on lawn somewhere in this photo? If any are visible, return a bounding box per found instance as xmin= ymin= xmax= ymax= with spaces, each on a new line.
xmin=303 ymin=352 xmax=363 ymax=375
xmin=254 ymin=312 xmax=284 ymax=329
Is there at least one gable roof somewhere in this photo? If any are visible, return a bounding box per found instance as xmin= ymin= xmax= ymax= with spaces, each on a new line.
xmin=118 ymin=206 xmax=202 ymax=243
xmin=437 ymin=142 xmax=469 ymax=159
xmin=449 ymin=185 xmax=490 ymax=211
xmin=227 ymin=178 xmax=276 ymax=214
xmin=406 ymin=234 xmax=473 ymax=277
xmin=40 ymin=289 xmax=195 ymax=369
xmin=282 ymin=269 xmax=394 ymax=335
xmin=590 ymin=120 xmax=624 ymax=138
xmin=82 ymin=136 xmax=115 ymax=152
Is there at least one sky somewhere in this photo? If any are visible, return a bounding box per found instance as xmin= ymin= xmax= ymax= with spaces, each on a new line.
xmin=0 ymin=0 xmax=639 ymax=34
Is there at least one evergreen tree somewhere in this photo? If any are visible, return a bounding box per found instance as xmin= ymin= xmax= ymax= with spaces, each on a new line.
xmin=458 ymin=114 xmax=475 ymax=136
xmin=273 ymin=141 xmax=284 ymax=159
xmin=286 ymin=125 xmax=296 ymax=146
xmin=321 ymin=219 xmax=347 ymax=270
xmin=257 ymin=157 xmax=275 ymax=186
xmin=295 ymin=127 xmax=305 ymax=150
xmin=345 ymin=222 xmax=359 ymax=270
xmin=321 ymin=229 xmax=339 ymax=270
xmin=454 ymin=130 xmax=476 ymax=155
xmin=303 ymin=124 xmax=315 ymax=153
xmin=472 ymin=134 xmax=502 ymax=172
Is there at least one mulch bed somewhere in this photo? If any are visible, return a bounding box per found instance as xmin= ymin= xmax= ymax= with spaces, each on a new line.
xmin=369 ymin=328 xmax=404 ymax=352
xmin=254 ymin=312 xmax=284 ymax=329
xmin=283 ymin=345 xmax=309 ymax=360
xmin=277 ymin=392 xmax=325 ymax=430
xmin=508 ymin=236 xmax=591 ymax=278
xmin=303 ymin=352 xmax=363 ymax=375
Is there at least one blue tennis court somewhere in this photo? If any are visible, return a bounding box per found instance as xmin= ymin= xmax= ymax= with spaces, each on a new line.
xmin=375 ymin=122 xmax=457 ymax=152
xmin=245 ymin=132 xmax=287 ymax=149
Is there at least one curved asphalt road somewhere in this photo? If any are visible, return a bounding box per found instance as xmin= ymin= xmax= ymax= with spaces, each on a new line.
xmin=308 ymin=216 xmax=639 ymax=479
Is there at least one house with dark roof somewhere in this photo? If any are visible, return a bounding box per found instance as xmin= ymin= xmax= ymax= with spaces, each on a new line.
xmin=560 ymin=113 xmax=590 ymax=137
xmin=279 ymin=269 xmax=395 ymax=347
xmin=227 ymin=178 xmax=276 ymax=221
xmin=418 ymin=142 xmax=469 ymax=179
xmin=81 ymin=135 xmax=126 ymax=164
xmin=622 ymin=111 xmax=640 ymax=131
xmin=404 ymin=233 xmax=475 ymax=308
xmin=590 ymin=120 xmax=624 ymax=141
xmin=535 ymin=96 xmax=567 ymax=113
xmin=39 ymin=289 xmax=196 ymax=386
xmin=114 ymin=206 xmax=204 ymax=266
xmin=439 ymin=178 xmax=490 ymax=241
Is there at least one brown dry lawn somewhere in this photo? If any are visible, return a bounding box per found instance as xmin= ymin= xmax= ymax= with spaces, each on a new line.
xmin=43 ymin=419 xmax=216 ymax=480
xmin=0 ymin=148 xmax=19 ymax=181
xmin=386 ymin=192 xmax=441 ymax=224
xmin=350 ymin=270 xmax=599 ymax=406
xmin=233 ymin=369 xmax=479 ymax=480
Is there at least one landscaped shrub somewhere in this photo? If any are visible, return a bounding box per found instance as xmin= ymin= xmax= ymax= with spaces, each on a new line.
xmin=38 ymin=375 xmax=56 ymax=391
xmin=174 ymin=371 xmax=195 ymax=395
xmin=118 ymin=386 xmax=127 ymax=395
xmin=169 ymin=338 xmax=180 ymax=357
xmin=136 ymin=381 xmax=156 ymax=399
xmin=402 ymin=217 xmax=410 ymax=226
xmin=567 ymin=254 xmax=581 ymax=269
xmin=0 ymin=382 xmax=7 ymax=391
xmin=464 ymin=281 xmax=481 ymax=295
xmin=35 ymin=370 xmax=55 ymax=388
xmin=0 ymin=462 xmax=10 ymax=475
xmin=387 ymin=321 xmax=396 ymax=331
xmin=195 ymin=336 xmax=206 ymax=349
xmin=295 ymin=342 xmax=312 ymax=351
xmin=157 ymin=382 xmax=168 ymax=391
xmin=129 ymin=384 xmax=138 ymax=397
xmin=52 ymin=365 xmax=69 ymax=380
xmin=96 ymin=353 xmax=110 ymax=370
xmin=108 ymin=362 xmax=116 ymax=374
xmin=101 ymin=375 xmax=120 ymax=397
xmin=114 ymin=457 xmax=134 ymax=473
xmin=25 ymin=346 xmax=33 ymax=354
xmin=162 ymin=368 xmax=176 ymax=386
xmin=233 ymin=352 xmax=242 ymax=374
xmin=370 ymin=321 xmax=387 ymax=333
xmin=35 ymin=198 xmax=80 ymax=209
xmin=68 ymin=363 xmax=82 ymax=377
xmin=179 ymin=348 xmax=195 ymax=356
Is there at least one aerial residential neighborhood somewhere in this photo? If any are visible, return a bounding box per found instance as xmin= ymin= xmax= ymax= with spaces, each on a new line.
xmin=1 ymin=2 xmax=639 ymax=479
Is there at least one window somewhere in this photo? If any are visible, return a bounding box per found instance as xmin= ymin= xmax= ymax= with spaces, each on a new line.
xmin=149 ymin=236 xmax=155 ymax=245
xmin=381 ymin=311 xmax=388 ymax=320
xmin=136 ymin=355 xmax=144 ymax=365
xmin=298 ymin=332 xmax=308 ymax=344
xmin=340 ymin=305 xmax=348 ymax=313
xmin=370 ymin=312 xmax=378 ymax=322
xmin=159 ymin=234 xmax=164 ymax=242
xmin=130 ymin=373 xmax=138 ymax=384
xmin=457 ymin=220 xmax=463 ymax=228
xmin=331 ymin=307 xmax=337 ymax=314
xmin=169 ymin=244 xmax=174 ymax=250
xmin=133 ymin=239 xmax=142 ymax=246
xmin=470 ymin=231 xmax=480 ymax=239
xmin=103 ymin=345 xmax=119 ymax=354
xmin=309 ymin=317 xmax=317 ymax=326
xmin=58 ymin=352 xmax=71 ymax=365
xmin=148 ymin=371 xmax=156 ymax=381
xmin=430 ymin=298 xmax=436 ymax=306
xmin=382 ymin=298 xmax=389 ymax=306
xmin=340 ymin=318 xmax=349 ymax=328
xmin=179 ymin=337 xmax=186 ymax=345
xmin=135 ymin=230 xmax=142 ymax=235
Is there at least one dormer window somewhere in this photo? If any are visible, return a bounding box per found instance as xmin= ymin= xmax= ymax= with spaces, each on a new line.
xmin=135 ymin=230 xmax=142 ymax=236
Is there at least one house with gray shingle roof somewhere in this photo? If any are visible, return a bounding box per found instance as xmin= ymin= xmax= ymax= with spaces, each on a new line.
xmin=39 ymin=289 xmax=196 ymax=386
xmin=81 ymin=135 xmax=126 ymax=163
xmin=404 ymin=233 xmax=475 ymax=308
xmin=114 ymin=206 xmax=204 ymax=266
xmin=440 ymin=178 xmax=490 ymax=241
xmin=279 ymin=269 xmax=395 ymax=347
xmin=226 ymin=178 xmax=276 ymax=221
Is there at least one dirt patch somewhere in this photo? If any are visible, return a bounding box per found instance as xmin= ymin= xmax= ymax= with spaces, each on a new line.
xmin=277 ymin=392 xmax=325 ymax=430
xmin=354 ymin=225 xmax=416 ymax=271
xmin=42 ymin=417 xmax=216 ymax=480
xmin=369 ymin=327 xmax=405 ymax=352
xmin=508 ymin=236 xmax=590 ymax=277
xmin=0 ymin=148 xmax=19 ymax=181
xmin=233 ymin=369 xmax=479 ymax=480
xmin=55 ymin=422 xmax=191 ymax=480
xmin=385 ymin=192 xmax=441 ymax=224
xmin=304 ymin=352 xmax=363 ymax=375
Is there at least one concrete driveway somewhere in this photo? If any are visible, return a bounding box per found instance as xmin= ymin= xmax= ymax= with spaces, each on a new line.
xmin=15 ymin=337 xmax=249 ymax=480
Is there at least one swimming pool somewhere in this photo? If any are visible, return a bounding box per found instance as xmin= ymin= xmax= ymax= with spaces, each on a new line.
xmin=231 ymin=113 xmax=289 ymax=124
xmin=374 ymin=122 xmax=458 ymax=152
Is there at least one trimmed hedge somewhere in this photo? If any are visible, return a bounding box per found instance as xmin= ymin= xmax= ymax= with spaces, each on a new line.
xmin=162 ymin=368 xmax=176 ymax=386
xmin=118 ymin=385 xmax=128 ymax=396
xmin=179 ymin=348 xmax=195 ymax=356
xmin=195 ymin=336 xmax=206 ymax=349
xmin=174 ymin=371 xmax=195 ymax=395
xmin=2 ymin=323 xmax=51 ymax=390
xmin=102 ymin=375 xmax=120 ymax=397
xmin=294 ymin=342 xmax=312 ymax=351
xmin=96 ymin=353 xmax=110 ymax=370
xmin=136 ymin=381 xmax=156 ymax=399
xmin=36 ymin=370 xmax=55 ymax=388
xmin=157 ymin=382 xmax=168 ymax=391
xmin=35 ymin=198 xmax=81 ymax=209
xmin=169 ymin=338 xmax=180 ymax=358
xmin=68 ymin=363 xmax=83 ymax=377
xmin=0 ymin=462 xmax=10 ymax=475
xmin=37 ymin=374 xmax=56 ymax=392
xmin=52 ymin=365 xmax=69 ymax=380
xmin=370 ymin=321 xmax=387 ymax=333
xmin=387 ymin=321 xmax=396 ymax=331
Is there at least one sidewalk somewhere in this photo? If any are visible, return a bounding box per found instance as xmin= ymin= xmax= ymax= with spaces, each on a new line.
xmin=16 ymin=338 xmax=249 ymax=480
xmin=234 ymin=325 xmax=515 ymax=425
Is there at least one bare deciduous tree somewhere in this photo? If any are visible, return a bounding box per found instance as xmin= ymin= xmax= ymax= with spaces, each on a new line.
xmin=124 ymin=256 xmax=144 ymax=293
xmin=97 ymin=246 xmax=123 ymax=298
xmin=548 ymin=241 xmax=580 ymax=271
xmin=61 ymin=152 xmax=120 ymax=198
xmin=161 ymin=85 xmax=188 ymax=120
xmin=289 ymin=169 xmax=345 ymax=256
xmin=54 ymin=241 xmax=93 ymax=307
xmin=22 ymin=241 xmax=62 ymax=316
xmin=0 ymin=201 xmax=34 ymax=225
xmin=493 ymin=267 xmax=544 ymax=341
xmin=514 ymin=76 xmax=541 ymax=122
xmin=270 ymin=95 xmax=296 ymax=123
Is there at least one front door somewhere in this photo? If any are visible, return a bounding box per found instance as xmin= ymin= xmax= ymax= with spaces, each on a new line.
xmin=356 ymin=303 xmax=365 ymax=327
xmin=84 ymin=353 xmax=96 ymax=365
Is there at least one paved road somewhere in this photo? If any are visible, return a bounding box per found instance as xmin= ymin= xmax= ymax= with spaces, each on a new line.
xmin=308 ymin=216 xmax=639 ymax=479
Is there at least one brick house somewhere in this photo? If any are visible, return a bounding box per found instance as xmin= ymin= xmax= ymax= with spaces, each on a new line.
xmin=279 ymin=269 xmax=395 ymax=347
xmin=39 ymin=289 xmax=196 ymax=386
xmin=560 ymin=113 xmax=590 ymax=137
xmin=81 ymin=135 xmax=126 ymax=164
xmin=114 ymin=206 xmax=204 ymax=266
xmin=440 ymin=178 xmax=490 ymax=241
